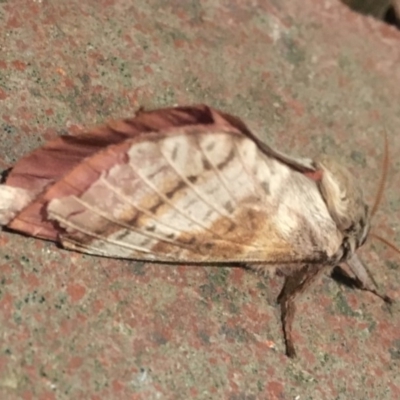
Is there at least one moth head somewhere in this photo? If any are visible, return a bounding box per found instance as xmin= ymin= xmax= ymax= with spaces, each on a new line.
xmin=315 ymin=155 xmax=370 ymax=254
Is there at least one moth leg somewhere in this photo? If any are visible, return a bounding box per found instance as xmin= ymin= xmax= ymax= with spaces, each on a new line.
xmin=277 ymin=264 xmax=324 ymax=358
xmin=331 ymin=265 xmax=392 ymax=304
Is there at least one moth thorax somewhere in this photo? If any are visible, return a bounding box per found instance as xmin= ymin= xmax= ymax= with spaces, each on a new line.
xmin=315 ymin=155 xmax=369 ymax=247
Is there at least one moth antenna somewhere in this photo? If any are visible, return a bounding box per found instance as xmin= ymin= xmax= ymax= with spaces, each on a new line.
xmin=371 ymin=129 xmax=389 ymax=217
xmin=371 ymin=233 xmax=400 ymax=256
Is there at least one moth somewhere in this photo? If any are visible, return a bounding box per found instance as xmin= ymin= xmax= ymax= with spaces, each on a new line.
xmin=0 ymin=104 xmax=396 ymax=357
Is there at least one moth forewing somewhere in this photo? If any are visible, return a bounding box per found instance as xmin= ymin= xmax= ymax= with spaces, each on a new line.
xmin=44 ymin=129 xmax=344 ymax=268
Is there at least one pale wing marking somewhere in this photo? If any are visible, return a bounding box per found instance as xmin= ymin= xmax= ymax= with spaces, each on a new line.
xmin=158 ymin=148 xmax=237 ymax=224
xmin=101 ymin=176 xmax=249 ymax=250
xmin=99 ymin=176 xmax=185 ymax=235
xmin=127 ymin=162 xmax=224 ymax=239
xmin=197 ymin=138 xmax=240 ymax=206
xmin=232 ymin=139 xmax=266 ymax=198
xmin=69 ymin=195 xmax=192 ymax=250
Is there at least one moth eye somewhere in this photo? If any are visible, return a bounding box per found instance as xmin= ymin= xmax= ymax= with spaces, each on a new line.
xmin=340 ymin=238 xmax=352 ymax=261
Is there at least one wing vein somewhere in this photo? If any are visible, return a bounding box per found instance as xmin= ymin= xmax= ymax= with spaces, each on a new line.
xmin=99 ymin=177 xmax=185 ymax=235
xmin=127 ymin=162 xmax=224 ymax=238
xmin=159 ymin=149 xmax=236 ymax=223
xmin=69 ymin=195 xmax=192 ymax=250
xmin=50 ymin=214 xmax=154 ymax=254
xmin=101 ymin=176 xmax=253 ymax=249
xmin=62 ymin=237 xmax=115 ymax=257
xmin=198 ymin=138 xmax=240 ymax=206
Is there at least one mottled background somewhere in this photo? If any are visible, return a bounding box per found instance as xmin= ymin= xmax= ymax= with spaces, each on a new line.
xmin=1 ymin=1 xmax=400 ymax=399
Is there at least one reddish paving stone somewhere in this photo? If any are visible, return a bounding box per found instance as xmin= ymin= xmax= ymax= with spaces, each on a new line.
xmin=1 ymin=0 xmax=400 ymax=399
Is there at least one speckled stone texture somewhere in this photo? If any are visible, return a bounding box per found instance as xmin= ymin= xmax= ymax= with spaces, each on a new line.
xmin=1 ymin=1 xmax=400 ymax=399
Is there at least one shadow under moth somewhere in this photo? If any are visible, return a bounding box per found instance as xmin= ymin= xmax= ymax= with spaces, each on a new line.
xmin=0 ymin=104 xmax=397 ymax=357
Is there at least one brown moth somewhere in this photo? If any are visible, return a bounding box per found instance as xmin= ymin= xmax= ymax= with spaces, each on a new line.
xmin=0 ymin=104 xmax=394 ymax=357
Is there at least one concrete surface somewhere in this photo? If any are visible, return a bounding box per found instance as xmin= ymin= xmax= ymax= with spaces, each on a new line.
xmin=1 ymin=0 xmax=400 ymax=399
